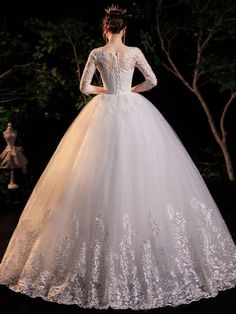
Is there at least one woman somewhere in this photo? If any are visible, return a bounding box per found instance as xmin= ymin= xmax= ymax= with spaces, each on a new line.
xmin=0 ymin=5 xmax=236 ymax=310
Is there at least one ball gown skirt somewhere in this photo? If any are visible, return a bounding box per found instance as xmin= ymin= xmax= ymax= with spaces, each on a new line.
xmin=0 ymin=91 xmax=236 ymax=310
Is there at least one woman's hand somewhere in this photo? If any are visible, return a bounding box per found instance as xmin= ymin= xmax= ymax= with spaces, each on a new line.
xmin=97 ymin=86 xmax=105 ymax=94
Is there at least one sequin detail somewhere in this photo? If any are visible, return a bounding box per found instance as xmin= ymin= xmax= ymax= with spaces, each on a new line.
xmin=0 ymin=199 xmax=236 ymax=310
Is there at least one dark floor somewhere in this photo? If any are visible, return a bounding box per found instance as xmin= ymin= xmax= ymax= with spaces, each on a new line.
xmin=0 ymin=178 xmax=236 ymax=314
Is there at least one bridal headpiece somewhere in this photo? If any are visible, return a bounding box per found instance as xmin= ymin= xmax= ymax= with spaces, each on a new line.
xmin=104 ymin=4 xmax=127 ymax=15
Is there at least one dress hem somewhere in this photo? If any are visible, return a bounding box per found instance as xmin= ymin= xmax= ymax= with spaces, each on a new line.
xmin=1 ymin=281 xmax=236 ymax=310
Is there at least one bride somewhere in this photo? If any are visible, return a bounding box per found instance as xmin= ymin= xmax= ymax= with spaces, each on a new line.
xmin=0 ymin=5 xmax=236 ymax=310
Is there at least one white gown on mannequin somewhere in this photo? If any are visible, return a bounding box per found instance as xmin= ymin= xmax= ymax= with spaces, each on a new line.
xmin=0 ymin=46 xmax=236 ymax=310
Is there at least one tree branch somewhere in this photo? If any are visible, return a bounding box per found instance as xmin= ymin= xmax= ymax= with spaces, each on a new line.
xmin=156 ymin=1 xmax=193 ymax=91
xmin=64 ymin=30 xmax=80 ymax=81
xmin=0 ymin=63 xmax=33 ymax=80
xmin=220 ymin=91 xmax=236 ymax=142
xmin=0 ymin=97 xmax=24 ymax=103
xmin=202 ymin=0 xmax=213 ymax=12
xmin=0 ymin=96 xmax=36 ymax=103
xmin=193 ymin=33 xmax=203 ymax=88
xmin=199 ymin=9 xmax=229 ymax=52
xmin=199 ymin=61 xmax=236 ymax=76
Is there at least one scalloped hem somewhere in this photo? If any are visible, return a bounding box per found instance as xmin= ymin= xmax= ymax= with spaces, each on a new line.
xmin=1 ymin=282 xmax=236 ymax=310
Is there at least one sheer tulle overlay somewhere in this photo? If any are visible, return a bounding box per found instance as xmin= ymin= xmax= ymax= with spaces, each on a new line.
xmin=0 ymin=47 xmax=236 ymax=310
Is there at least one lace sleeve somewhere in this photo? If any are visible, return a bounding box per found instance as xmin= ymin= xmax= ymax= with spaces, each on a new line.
xmin=134 ymin=48 xmax=157 ymax=91
xmin=80 ymin=50 xmax=104 ymax=95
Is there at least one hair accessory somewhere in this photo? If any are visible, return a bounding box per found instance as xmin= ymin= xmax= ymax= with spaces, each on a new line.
xmin=104 ymin=4 xmax=127 ymax=15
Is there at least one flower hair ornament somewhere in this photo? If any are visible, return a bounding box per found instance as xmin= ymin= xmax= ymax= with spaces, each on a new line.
xmin=104 ymin=4 xmax=127 ymax=15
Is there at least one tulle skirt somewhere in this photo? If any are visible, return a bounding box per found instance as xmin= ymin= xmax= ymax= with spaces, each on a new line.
xmin=0 ymin=92 xmax=236 ymax=309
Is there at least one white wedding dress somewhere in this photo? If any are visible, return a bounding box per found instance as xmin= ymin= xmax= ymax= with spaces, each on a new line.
xmin=0 ymin=46 xmax=236 ymax=310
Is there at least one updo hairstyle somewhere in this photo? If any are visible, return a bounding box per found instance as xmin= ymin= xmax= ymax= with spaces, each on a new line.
xmin=101 ymin=5 xmax=127 ymax=39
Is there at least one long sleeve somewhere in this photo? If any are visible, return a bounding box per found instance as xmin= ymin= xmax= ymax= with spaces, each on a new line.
xmin=80 ymin=50 xmax=104 ymax=95
xmin=134 ymin=48 xmax=158 ymax=92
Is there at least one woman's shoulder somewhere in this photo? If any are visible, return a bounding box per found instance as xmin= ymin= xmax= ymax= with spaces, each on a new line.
xmin=122 ymin=46 xmax=143 ymax=55
xmin=89 ymin=47 xmax=101 ymax=54
xmin=91 ymin=45 xmax=140 ymax=52
xmin=88 ymin=45 xmax=143 ymax=60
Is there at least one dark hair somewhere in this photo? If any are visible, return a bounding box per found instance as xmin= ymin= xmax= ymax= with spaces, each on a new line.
xmin=101 ymin=5 xmax=127 ymax=35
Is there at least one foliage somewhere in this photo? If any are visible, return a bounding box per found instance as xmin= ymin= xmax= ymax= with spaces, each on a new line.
xmin=193 ymin=146 xmax=227 ymax=180
xmin=0 ymin=17 xmax=103 ymax=207
xmin=0 ymin=17 xmax=102 ymax=131
xmin=134 ymin=0 xmax=236 ymax=181
xmin=137 ymin=0 xmax=236 ymax=93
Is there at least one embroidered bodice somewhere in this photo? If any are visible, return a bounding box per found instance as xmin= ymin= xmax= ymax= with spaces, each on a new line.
xmin=80 ymin=47 xmax=157 ymax=95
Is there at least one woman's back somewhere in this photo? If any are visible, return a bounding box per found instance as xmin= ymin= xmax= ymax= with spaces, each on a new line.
xmin=80 ymin=46 xmax=157 ymax=95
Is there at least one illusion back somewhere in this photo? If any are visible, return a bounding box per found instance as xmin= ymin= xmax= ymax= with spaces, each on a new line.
xmin=80 ymin=47 xmax=157 ymax=95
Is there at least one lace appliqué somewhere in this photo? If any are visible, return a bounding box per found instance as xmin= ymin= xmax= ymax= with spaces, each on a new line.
xmin=79 ymin=47 xmax=157 ymax=96
xmin=134 ymin=47 xmax=158 ymax=90
xmin=97 ymin=49 xmax=136 ymax=73
xmin=79 ymin=50 xmax=97 ymax=95
xmin=0 ymin=199 xmax=236 ymax=309
xmin=191 ymin=198 xmax=236 ymax=292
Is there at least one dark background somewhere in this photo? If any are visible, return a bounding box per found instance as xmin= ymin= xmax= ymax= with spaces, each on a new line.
xmin=0 ymin=0 xmax=236 ymax=313
xmin=2 ymin=0 xmax=234 ymax=164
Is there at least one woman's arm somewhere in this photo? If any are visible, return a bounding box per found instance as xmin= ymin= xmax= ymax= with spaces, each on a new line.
xmin=132 ymin=48 xmax=157 ymax=93
xmin=79 ymin=50 xmax=105 ymax=95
